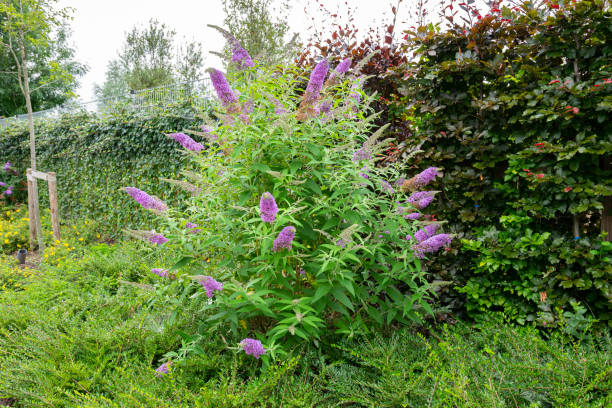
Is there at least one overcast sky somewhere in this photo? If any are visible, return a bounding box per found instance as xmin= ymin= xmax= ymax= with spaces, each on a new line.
xmin=57 ymin=0 xmax=419 ymax=102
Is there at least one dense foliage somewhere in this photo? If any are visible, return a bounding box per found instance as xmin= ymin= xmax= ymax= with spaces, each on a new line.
xmin=0 ymin=105 xmax=203 ymax=232
xmin=394 ymin=0 xmax=612 ymax=326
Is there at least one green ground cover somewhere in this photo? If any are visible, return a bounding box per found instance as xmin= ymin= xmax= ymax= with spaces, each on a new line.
xmin=0 ymin=209 xmax=610 ymax=407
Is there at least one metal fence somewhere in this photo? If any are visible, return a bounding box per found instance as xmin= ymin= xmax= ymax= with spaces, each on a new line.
xmin=0 ymin=78 xmax=214 ymax=129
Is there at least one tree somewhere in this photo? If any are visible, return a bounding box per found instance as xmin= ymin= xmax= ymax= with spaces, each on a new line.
xmin=0 ymin=9 xmax=85 ymax=117
xmin=0 ymin=0 xmax=77 ymax=250
xmin=221 ymin=0 xmax=293 ymax=66
xmin=95 ymin=19 xmax=204 ymax=98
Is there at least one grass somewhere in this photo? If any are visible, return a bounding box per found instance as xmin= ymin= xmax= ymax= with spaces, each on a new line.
xmin=0 ymin=216 xmax=610 ymax=407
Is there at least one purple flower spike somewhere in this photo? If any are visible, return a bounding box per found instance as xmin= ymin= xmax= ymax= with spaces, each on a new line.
xmin=381 ymin=180 xmax=395 ymax=194
xmin=155 ymin=362 xmax=171 ymax=377
xmin=413 ymin=167 xmax=439 ymax=189
xmin=232 ymin=42 xmax=255 ymax=69
xmin=336 ymin=58 xmax=352 ymax=75
xmin=336 ymin=238 xmax=347 ymax=248
xmin=259 ymin=192 xmax=278 ymax=223
xmin=412 ymin=233 xmax=453 ymax=259
xmin=353 ymin=146 xmax=372 ymax=162
xmin=3 ymin=162 xmax=11 ymax=172
xmin=305 ymin=60 xmax=329 ymax=101
xmin=149 ymin=233 xmax=168 ymax=245
xmin=240 ymin=338 xmax=266 ymax=359
xmin=0 ymin=182 xmax=5 ymax=187
xmin=185 ymin=222 xmax=201 ymax=233
xmin=209 ymin=69 xmax=238 ymax=107
xmin=200 ymin=276 xmax=223 ymax=298
xmin=124 ymin=187 xmax=168 ymax=212
xmin=273 ymin=226 xmax=296 ymax=251
xmin=405 ymin=212 xmax=422 ymax=220
xmin=319 ymin=100 xmax=332 ymax=114
xmin=414 ymin=224 xmax=439 ymax=243
xmin=168 ymin=132 xmax=204 ymax=152
xmin=360 ymin=166 xmax=370 ymax=179
xmin=152 ymin=268 xmax=168 ymax=278
xmin=407 ymin=191 xmax=436 ymax=210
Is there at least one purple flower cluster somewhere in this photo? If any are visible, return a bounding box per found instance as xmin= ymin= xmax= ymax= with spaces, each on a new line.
xmin=240 ymin=338 xmax=266 ymax=359
xmin=404 ymin=212 xmax=422 ymax=220
xmin=319 ymin=100 xmax=332 ymax=114
xmin=200 ymin=276 xmax=223 ymax=298
xmin=168 ymin=132 xmax=204 ymax=152
xmin=413 ymin=224 xmax=439 ymax=242
xmin=149 ymin=233 xmax=168 ymax=245
xmin=412 ymin=167 xmax=439 ymax=189
xmin=304 ymin=60 xmax=329 ymax=101
xmin=124 ymin=187 xmax=168 ymax=212
xmin=209 ymin=69 xmax=239 ymax=107
xmin=406 ymin=191 xmax=436 ymax=210
xmin=335 ymin=57 xmax=352 ymax=75
xmin=259 ymin=192 xmax=278 ymax=223
xmin=232 ymin=42 xmax=255 ymax=69
xmin=273 ymin=226 xmax=296 ymax=251
xmin=326 ymin=57 xmax=352 ymax=85
xmin=152 ymin=268 xmax=168 ymax=278
xmin=267 ymin=94 xmax=287 ymax=115
xmin=155 ymin=362 xmax=171 ymax=377
xmin=200 ymin=125 xmax=219 ymax=142
xmin=185 ymin=222 xmax=201 ymax=233
xmin=360 ymin=166 xmax=370 ymax=179
xmin=353 ymin=146 xmax=372 ymax=162
xmin=3 ymin=162 xmax=11 ymax=172
xmin=381 ymin=180 xmax=395 ymax=194
xmin=336 ymin=238 xmax=347 ymax=248
xmin=412 ymin=234 xmax=453 ymax=259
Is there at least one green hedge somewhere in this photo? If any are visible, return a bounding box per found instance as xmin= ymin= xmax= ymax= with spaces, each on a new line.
xmin=400 ymin=1 xmax=612 ymax=326
xmin=0 ymin=105 xmax=204 ymax=233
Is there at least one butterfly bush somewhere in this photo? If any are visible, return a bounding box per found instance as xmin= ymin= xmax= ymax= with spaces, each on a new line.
xmin=127 ymin=33 xmax=455 ymax=363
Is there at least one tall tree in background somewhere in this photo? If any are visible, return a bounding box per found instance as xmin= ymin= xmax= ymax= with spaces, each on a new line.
xmin=95 ymin=19 xmax=204 ymax=98
xmin=0 ymin=0 xmax=78 ymax=250
xmin=221 ymin=0 xmax=293 ymax=66
xmin=0 ymin=9 xmax=85 ymax=117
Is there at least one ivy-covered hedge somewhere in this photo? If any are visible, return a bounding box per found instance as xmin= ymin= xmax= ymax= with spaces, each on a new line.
xmin=0 ymin=105 xmax=203 ymax=233
xmin=400 ymin=1 xmax=612 ymax=326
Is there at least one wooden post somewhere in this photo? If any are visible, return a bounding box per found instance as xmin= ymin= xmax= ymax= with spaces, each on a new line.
xmin=26 ymin=168 xmax=36 ymax=250
xmin=26 ymin=168 xmax=45 ymax=251
xmin=47 ymin=172 xmax=60 ymax=241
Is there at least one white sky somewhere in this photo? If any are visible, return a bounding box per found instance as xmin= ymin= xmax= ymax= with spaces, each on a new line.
xmin=58 ymin=0 xmax=420 ymax=102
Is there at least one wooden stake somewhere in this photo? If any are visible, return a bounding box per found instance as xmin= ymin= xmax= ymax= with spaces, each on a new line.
xmin=31 ymin=176 xmax=44 ymax=251
xmin=26 ymin=168 xmax=36 ymax=250
xmin=47 ymin=172 xmax=60 ymax=241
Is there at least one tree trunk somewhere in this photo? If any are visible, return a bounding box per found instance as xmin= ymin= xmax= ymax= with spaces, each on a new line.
xmin=18 ymin=26 xmax=44 ymax=251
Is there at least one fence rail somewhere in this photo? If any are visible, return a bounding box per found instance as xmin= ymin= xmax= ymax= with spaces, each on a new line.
xmin=0 ymin=78 xmax=214 ymax=129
